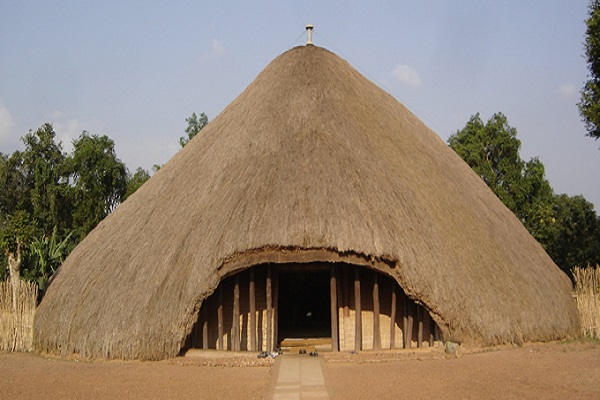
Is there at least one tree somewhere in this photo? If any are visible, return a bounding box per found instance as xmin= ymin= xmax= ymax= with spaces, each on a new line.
xmin=179 ymin=112 xmax=208 ymax=148
xmin=1 ymin=123 xmax=144 ymax=298
xmin=1 ymin=126 xmax=70 ymax=285
xmin=0 ymin=152 xmax=29 ymax=218
xmin=68 ymin=132 xmax=127 ymax=239
xmin=124 ymin=167 xmax=151 ymax=200
xmin=448 ymin=113 xmax=555 ymax=237
xmin=579 ymin=0 xmax=600 ymax=140
xmin=2 ymin=116 xmax=214 ymax=293
xmin=547 ymin=195 xmax=600 ymax=272
xmin=0 ymin=211 xmax=35 ymax=303
xmin=449 ymin=112 xmax=600 ymax=277
xmin=20 ymin=124 xmax=72 ymax=235
xmin=1 ymin=124 xmax=72 ymax=284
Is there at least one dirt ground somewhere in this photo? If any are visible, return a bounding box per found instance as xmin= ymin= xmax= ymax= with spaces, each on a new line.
xmin=324 ymin=340 xmax=600 ymax=400
xmin=1 ymin=340 xmax=599 ymax=400
xmin=0 ymin=351 xmax=271 ymax=400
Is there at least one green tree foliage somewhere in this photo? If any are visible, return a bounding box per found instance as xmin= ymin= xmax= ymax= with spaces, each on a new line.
xmin=547 ymin=195 xmax=600 ymax=271
xmin=0 ymin=152 xmax=28 ymax=217
xmin=152 ymin=112 xmax=209 ymax=171
xmin=20 ymin=124 xmax=72 ymax=235
xmin=179 ymin=112 xmax=208 ymax=148
xmin=0 ymin=124 xmax=133 ymax=294
xmin=0 ymin=211 xmax=35 ymax=281
xmin=27 ymin=227 xmax=73 ymax=290
xmin=449 ymin=113 xmax=600 ymax=276
xmin=2 ymin=112 xmax=207 ymax=292
xmin=448 ymin=113 xmax=555 ymax=238
xmin=68 ymin=132 xmax=127 ymax=239
xmin=579 ymin=0 xmax=600 ymax=140
xmin=1 ymin=124 xmax=72 ymax=283
xmin=125 ymin=167 xmax=151 ymax=200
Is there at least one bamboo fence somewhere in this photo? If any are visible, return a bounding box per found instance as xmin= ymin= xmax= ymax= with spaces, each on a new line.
xmin=0 ymin=280 xmax=38 ymax=352
xmin=572 ymin=266 xmax=600 ymax=339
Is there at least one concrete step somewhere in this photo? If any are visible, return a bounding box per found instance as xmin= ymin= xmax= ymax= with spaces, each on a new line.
xmin=279 ymin=337 xmax=332 ymax=353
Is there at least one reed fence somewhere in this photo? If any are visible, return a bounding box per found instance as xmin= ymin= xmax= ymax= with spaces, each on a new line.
xmin=572 ymin=265 xmax=600 ymax=339
xmin=2 ymin=266 xmax=598 ymax=356
xmin=0 ymin=280 xmax=38 ymax=352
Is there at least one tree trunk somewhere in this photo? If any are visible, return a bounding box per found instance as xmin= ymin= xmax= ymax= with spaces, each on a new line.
xmin=7 ymin=240 xmax=22 ymax=312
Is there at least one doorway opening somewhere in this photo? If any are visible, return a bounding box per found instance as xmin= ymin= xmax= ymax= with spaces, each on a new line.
xmin=277 ymin=267 xmax=331 ymax=344
xmin=182 ymin=262 xmax=443 ymax=353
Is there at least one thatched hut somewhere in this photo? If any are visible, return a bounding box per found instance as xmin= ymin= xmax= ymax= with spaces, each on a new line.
xmin=34 ymin=44 xmax=578 ymax=360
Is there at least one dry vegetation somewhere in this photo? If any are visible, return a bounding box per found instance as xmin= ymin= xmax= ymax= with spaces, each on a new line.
xmin=0 ymin=280 xmax=38 ymax=352
xmin=573 ymin=265 xmax=600 ymax=339
xmin=2 ymin=265 xmax=600 ymax=355
xmin=1 ymin=265 xmax=598 ymax=357
xmin=34 ymin=45 xmax=578 ymax=360
xmin=0 ymin=270 xmax=599 ymax=399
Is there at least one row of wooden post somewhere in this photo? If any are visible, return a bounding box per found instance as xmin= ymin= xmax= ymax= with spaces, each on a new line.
xmin=201 ymin=265 xmax=438 ymax=351
xmin=344 ymin=266 xmax=436 ymax=351
xmin=206 ymin=267 xmax=278 ymax=351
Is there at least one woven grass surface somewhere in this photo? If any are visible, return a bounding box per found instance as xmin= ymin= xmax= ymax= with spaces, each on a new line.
xmin=34 ymin=45 xmax=578 ymax=360
xmin=0 ymin=280 xmax=37 ymax=352
xmin=573 ymin=266 xmax=600 ymax=339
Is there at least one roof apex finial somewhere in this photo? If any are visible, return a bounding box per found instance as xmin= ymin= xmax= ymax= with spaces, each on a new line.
xmin=305 ymin=24 xmax=314 ymax=46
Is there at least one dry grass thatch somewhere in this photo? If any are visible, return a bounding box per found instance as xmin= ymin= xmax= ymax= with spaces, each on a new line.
xmin=34 ymin=45 xmax=579 ymax=360
xmin=1 ymin=280 xmax=38 ymax=352
xmin=573 ymin=266 xmax=600 ymax=339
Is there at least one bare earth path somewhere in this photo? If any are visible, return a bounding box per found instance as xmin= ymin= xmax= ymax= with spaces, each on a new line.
xmin=0 ymin=352 xmax=270 ymax=400
xmin=323 ymin=341 xmax=600 ymax=400
xmin=268 ymin=354 xmax=329 ymax=399
xmin=1 ymin=341 xmax=598 ymax=400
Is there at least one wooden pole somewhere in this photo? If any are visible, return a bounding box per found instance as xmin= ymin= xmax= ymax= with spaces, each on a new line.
xmin=266 ymin=267 xmax=272 ymax=352
xmin=342 ymin=268 xmax=349 ymax=317
xmin=330 ymin=265 xmax=339 ymax=352
xmin=417 ymin=306 xmax=423 ymax=348
xmin=202 ymin=304 xmax=209 ymax=350
xmin=390 ymin=284 xmax=397 ymax=349
xmin=273 ymin=270 xmax=279 ymax=351
xmin=354 ymin=267 xmax=362 ymax=352
xmin=435 ymin=323 xmax=442 ymax=344
xmin=218 ymin=285 xmax=224 ymax=350
xmin=402 ymin=293 xmax=408 ymax=348
xmin=249 ymin=269 xmax=256 ymax=352
xmin=232 ymin=275 xmax=240 ymax=351
xmin=428 ymin=314 xmax=434 ymax=347
xmin=406 ymin=300 xmax=413 ymax=349
xmin=372 ymin=272 xmax=381 ymax=350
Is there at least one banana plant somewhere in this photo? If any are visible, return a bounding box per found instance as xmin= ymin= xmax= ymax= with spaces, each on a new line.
xmin=29 ymin=227 xmax=73 ymax=290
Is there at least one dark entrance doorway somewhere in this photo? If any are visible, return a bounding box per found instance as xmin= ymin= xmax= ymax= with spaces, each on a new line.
xmin=277 ymin=268 xmax=331 ymax=342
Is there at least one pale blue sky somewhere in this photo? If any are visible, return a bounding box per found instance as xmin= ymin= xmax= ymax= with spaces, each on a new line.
xmin=1 ymin=1 xmax=599 ymax=209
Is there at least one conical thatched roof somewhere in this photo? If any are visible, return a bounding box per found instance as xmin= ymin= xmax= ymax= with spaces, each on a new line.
xmin=34 ymin=45 xmax=578 ymax=360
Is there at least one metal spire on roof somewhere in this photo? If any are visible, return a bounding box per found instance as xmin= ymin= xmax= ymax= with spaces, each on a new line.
xmin=306 ymin=24 xmax=314 ymax=46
